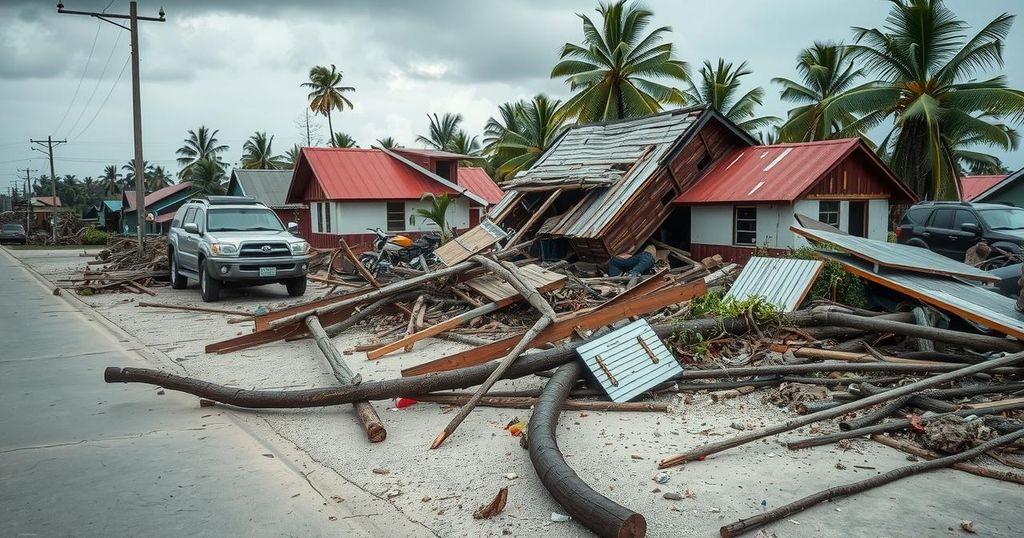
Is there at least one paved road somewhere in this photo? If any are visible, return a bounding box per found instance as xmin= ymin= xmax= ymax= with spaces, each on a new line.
xmin=0 ymin=248 xmax=364 ymax=536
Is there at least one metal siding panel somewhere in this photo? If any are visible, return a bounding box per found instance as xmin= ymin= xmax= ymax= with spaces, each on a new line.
xmin=575 ymin=319 xmax=684 ymax=403
xmin=725 ymin=257 xmax=823 ymax=311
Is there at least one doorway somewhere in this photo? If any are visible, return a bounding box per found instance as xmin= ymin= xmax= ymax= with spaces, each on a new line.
xmin=848 ymin=201 xmax=867 ymax=237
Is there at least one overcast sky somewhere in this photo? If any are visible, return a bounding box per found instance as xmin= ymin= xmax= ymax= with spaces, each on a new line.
xmin=1 ymin=0 xmax=1021 ymax=187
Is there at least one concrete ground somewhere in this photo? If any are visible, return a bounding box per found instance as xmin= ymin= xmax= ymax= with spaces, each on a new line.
xmin=4 ymin=246 xmax=1021 ymax=537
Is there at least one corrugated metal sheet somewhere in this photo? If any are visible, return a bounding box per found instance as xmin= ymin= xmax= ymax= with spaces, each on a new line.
xmin=101 ymin=200 xmax=122 ymax=212
xmin=792 ymin=225 xmax=997 ymax=283
xmin=725 ymin=256 xmax=823 ymax=311
xmin=394 ymin=148 xmax=470 ymax=160
xmin=288 ymin=148 xmax=460 ymax=202
xmin=122 ymin=182 xmax=193 ymax=212
xmin=456 ymin=167 xmax=504 ymax=205
xmin=31 ymin=196 xmax=62 ymax=207
xmin=820 ymin=251 xmax=1024 ymax=340
xmin=575 ymin=319 xmax=683 ymax=403
xmin=230 ymin=169 xmax=298 ymax=208
xmin=677 ymin=138 xmax=876 ymax=203
xmin=964 ymin=171 xmax=1018 ymax=202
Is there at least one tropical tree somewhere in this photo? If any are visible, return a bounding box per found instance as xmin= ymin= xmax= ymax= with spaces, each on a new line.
xmin=772 ymin=42 xmax=867 ymax=142
xmin=684 ymin=59 xmax=780 ymax=134
xmin=484 ymin=94 xmax=568 ymax=180
xmin=408 ymin=193 xmax=454 ymax=242
xmin=187 ymin=158 xmax=227 ymax=196
xmin=241 ymin=131 xmax=285 ymax=169
xmin=283 ymin=145 xmax=302 ymax=169
xmin=448 ymin=131 xmax=481 ymax=160
xmin=551 ymin=0 xmax=688 ymax=123
xmin=376 ymin=136 xmax=400 ymax=149
xmin=416 ymin=113 xmax=463 ymax=151
xmin=825 ymin=0 xmax=1024 ymax=200
xmin=176 ymin=126 xmax=229 ymax=179
xmin=331 ymin=132 xmax=358 ymax=148
xmin=301 ymin=64 xmax=355 ymax=147
xmin=148 ymin=166 xmax=172 ymax=191
xmin=122 ymin=160 xmax=154 ymax=188
xmin=100 ymin=165 xmax=121 ymax=196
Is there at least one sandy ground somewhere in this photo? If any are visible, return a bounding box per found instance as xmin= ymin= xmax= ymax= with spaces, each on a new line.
xmin=11 ymin=247 xmax=1022 ymax=538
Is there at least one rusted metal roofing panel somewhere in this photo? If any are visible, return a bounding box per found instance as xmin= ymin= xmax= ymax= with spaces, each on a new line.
xmin=820 ymin=251 xmax=1024 ymax=340
xmin=575 ymin=319 xmax=683 ymax=403
xmin=724 ymin=256 xmax=824 ymax=311
xmin=123 ymin=182 xmax=193 ymax=212
xmin=964 ymin=170 xmax=1019 ymax=202
xmin=792 ymin=225 xmax=997 ymax=283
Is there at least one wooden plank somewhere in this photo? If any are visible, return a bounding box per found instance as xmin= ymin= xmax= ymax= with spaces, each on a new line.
xmin=400 ymin=280 xmax=706 ymax=377
xmin=434 ymin=221 xmax=507 ymax=266
xmin=339 ymin=238 xmax=380 ymax=288
xmin=502 ymin=189 xmax=562 ymax=248
xmin=209 ymin=302 xmax=360 ymax=354
xmin=465 ymin=264 xmax=567 ymax=303
xmin=253 ymin=287 xmax=372 ymax=332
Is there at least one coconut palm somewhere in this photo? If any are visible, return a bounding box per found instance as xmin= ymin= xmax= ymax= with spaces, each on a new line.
xmin=416 ymin=113 xmax=463 ymax=151
xmin=176 ymin=126 xmax=229 ymax=179
xmin=331 ymin=132 xmax=358 ymax=148
xmin=376 ymin=136 xmax=400 ymax=149
xmin=100 ymin=165 xmax=121 ymax=196
xmin=187 ymin=158 xmax=227 ymax=196
xmin=302 ymin=64 xmax=355 ymax=147
xmin=551 ymin=0 xmax=688 ymax=123
xmin=826 ymin=0 xmax=1024 ymax=200
xmin=773 ymin=42 xmax=867 ymax=142
xmin=408 ymin=193 xmax=454 ymax=242
xmin=448 ymin=131 xmax=481 ymax=160
xmin=684 ymin=59 xmax=780 ymax=134
xmin=485 ymin=94 xmax=568 ymax=180
xmin=283 ymin=145 xmax=302 ymax=169
xmin=147 ymin=166 xmax=172 ymax=191
xmin=122 ymin=160 xmax=154 ymax=188
xmin=241 ymin=132 xmax=285 ymax=169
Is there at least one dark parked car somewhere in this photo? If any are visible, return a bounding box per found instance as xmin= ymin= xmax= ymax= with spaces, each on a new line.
xmin=0 ymin=224 xmax=27 ymax=245
xmin=896 ymin=201 xmax=1024 ymax=266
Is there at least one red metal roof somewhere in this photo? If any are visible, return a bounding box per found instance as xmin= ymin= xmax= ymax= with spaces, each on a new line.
xmin=123 ymin=182 xmax=193 ymax=212
xmin=675 ymin=138 xmax=913 ymax=204
xmin=287 ymin=148 xmax=461 ymax=203
xmin=457 ymin=167 xmax=504 ymax=205
xmin=959 ymin=175 xmax=1007 ymax=201
xmin=395 ymin=148 xmax=469 ymax=160
xmin=32 ymin=196 xmax=62 ymax=207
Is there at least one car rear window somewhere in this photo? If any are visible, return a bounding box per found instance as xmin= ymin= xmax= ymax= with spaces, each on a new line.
xmin=3 ymin=224 xmax=23 ymax=231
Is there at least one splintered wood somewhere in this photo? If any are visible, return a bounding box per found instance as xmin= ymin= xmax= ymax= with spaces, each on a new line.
xmin=433 ymin=220 xmax=508 ymax=266
xmin=465 ymin=264 xmax=567 ymax=302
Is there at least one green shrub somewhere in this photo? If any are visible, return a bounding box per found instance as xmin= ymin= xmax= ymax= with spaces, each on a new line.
xmin=81 ymin=227 xmax=109 ymax=245
xmin=784 ymin=246 xmax=868 ymax=308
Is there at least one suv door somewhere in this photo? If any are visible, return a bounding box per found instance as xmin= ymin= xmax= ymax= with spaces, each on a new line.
xmin=179 ymin=207 xmax=202 ymax=271
xmin=922 ymin=208 xmax=956 ymax=258
xmin=925 ymin=208 xmax=978 ymax=259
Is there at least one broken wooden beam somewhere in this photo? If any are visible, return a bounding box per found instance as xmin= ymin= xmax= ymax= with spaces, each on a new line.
xmin=411 ymin=394 xmax=668 ymax=412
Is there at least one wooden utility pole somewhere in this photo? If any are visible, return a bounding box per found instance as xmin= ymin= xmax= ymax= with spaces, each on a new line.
xmin=58 ymin=1 xmax=165 ymax=256
xmin=19 ymin=168 xmax=37 ymax=235
xmin=29 ymin=136 xmax=65 ymax=242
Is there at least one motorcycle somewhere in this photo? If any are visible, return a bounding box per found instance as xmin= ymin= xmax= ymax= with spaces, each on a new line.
xmin=356 ymin=227 xmax=441 ymax=277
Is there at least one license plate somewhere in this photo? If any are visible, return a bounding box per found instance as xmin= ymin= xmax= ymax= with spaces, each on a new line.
xmin=259 ymin=267 xmax=277 ymax=277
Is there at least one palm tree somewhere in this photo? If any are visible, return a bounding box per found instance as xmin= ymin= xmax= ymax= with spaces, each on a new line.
xmin=448 ymin=131 xmax=481 ymax=160
xmin=147 ymin=166 xmax=172 ymax=191
xmin=684 ymin=59 xmax=780 ymax=134
xmin=408 ymin=193 xmax=454 ymax=242
xmin=551 ymin=0 xmax=688 ymax=123
xmin=416 ymin=113 xmax=463 ymax=151
xmin=187 ymin=158 xmax=227 ymax=196
xmin=100 ymin=165 xmax=121 ymax=196
xmin=485 ymin=95 xmax=568 ymax=180
xmin=301 ymin=64 xmax=355 ymax=147
xmin=826 ymin=0 xmax=1024 ymax=200
xmin=241 ymin=132 xmax=285 ymax=169
xmin=283 ymin=145 xmax=302 ymax=169
xmin=122 ymin=160 xmax=154 ymax=189
xmin=376 ymin=136 xmax=400 ymax=149
xmin=331 ymin=132 xmax=358 ymax=148
xmin=773 ymin=42 xmax=867 ymax=143
xmin=176 ymin=126 xmax=229 ymax=179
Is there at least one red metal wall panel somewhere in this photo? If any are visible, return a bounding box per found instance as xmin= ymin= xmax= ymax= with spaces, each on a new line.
xmin=690 ymin=243 xmax=786 ymax=264
xmin=807 ymin=151 xmax=894 ymax=198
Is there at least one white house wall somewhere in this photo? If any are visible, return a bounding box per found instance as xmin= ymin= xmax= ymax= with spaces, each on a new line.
xmin=690 ymin=204 xmax=796 ymax=249
xmin=868 ymin=199 xmax=889 ymax=241
xmin=315 ymin=198 xmax=472 ymax=235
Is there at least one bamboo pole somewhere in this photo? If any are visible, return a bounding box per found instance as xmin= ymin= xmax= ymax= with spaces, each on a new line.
xmin=720 ymin=428 xmax=1024 ymax=537
xmin=304 ymin=316 xmax=386 ymax=443
xmin=659 ymin=350 xmax=1024 ymax=469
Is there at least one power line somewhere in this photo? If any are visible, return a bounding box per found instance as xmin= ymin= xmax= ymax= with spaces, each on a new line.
xmin=63 ymin=27 xmax=124 ymax=137
xmin=53 ymin=20 xmax=101 ymax=135
xmin=69 ymin=55 xmax=130 ymax=141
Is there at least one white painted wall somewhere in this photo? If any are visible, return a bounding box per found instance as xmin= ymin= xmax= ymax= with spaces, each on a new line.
xmin=312 ymin=199 xmax=472 ymax=235
xmin=690 ymin=206 xmax=733 ymax=246
xmin=792 ymin=199 xmax=818 ymax=248
xmin=868 ymin=199 xmax=889 ymax=241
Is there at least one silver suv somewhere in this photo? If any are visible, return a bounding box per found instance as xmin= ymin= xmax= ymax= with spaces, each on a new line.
xmin=167 ymin=196 xmax=311 ymax=302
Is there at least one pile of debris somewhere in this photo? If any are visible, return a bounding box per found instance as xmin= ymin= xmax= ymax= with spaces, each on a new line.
xmin=61 ymin=236 xmax=169 ymax=295
xmin=99 ymin=220 xmax=1024 ymax=537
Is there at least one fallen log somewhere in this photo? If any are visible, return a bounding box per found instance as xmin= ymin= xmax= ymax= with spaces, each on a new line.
xmin=529 ymin=361 xmax=646 ymax=538
xmin=810 ymin=310 xmax=1024 ymax=353
xmin=720 ymin=428 xmax=1024 ymax=537
xmin=839 ymin=394 xmax=913 ymax=431
xmin=412 ymin=394 xmax=668 ymax=412
xmin=871 ymin=434 xmax=1024 ymax=485
xmin=659 ymin=350 xmax=1024 ymax=469
xmin=137 ymin=301 xmax=253 ymax=317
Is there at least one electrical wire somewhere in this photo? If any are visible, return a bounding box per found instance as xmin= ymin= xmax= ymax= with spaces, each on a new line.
xmin=64 ymin=28 xmax=124 ymax=137
xmin=53 ymin=20 xmax=101 ymax=135
xmin=69 ymin=55 xmax=130 ymax=142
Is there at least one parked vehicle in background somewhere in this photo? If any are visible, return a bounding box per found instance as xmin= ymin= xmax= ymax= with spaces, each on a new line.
xmin=0 ymin=224 xmax=27 ymax=245
xmin=896 ymin=201 xmax=1024 ymax=268
xmin=356 ymin=227 xmax=441 ymax=278
xmin=167 ymin=196 xmax=311 ymax=302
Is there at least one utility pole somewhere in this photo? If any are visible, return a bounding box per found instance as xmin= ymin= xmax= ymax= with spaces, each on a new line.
xmin=30 ymin=136 xmax=65 ymax=242
xmin=58 ymin=1 xmax=166 ymax=256
xmin=19 ymin=168 xmax=37 ymax=235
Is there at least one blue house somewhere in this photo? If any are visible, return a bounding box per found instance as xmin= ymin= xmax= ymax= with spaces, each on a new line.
xmin=98 ymin=200 xmax=122 ymax=231
xmin=121 ymin=182 xmax=194 ymax=235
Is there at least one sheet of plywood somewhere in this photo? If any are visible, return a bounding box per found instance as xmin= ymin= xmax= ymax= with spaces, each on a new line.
xmin=434 ymin=220 xmax=509 ymax=266
xmin=465 ymin=264 xmax=567 ymax=302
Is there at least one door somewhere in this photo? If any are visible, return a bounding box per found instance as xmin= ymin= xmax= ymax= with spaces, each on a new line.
xmin=180 ymin=207 xmax=203 ymax=271
xmin=923 ymin=208 xmax=970 ymax=259
xmin=848 ymin=201 xmax=867 ymax=237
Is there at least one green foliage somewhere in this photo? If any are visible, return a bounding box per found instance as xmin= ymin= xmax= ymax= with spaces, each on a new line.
xmin=684 ymin=59 xmax=780 ymax=134
xmin=176 ymin=126 xmax=229 ymax=180
xmin=409 ymin=193 xmax=453 ymax=242
xmin=686 ymin=287 xmax=782 ymax=323
xmin=241 ymin=131 xmax=286 ymax=169
xmin=81 ymin=227 xmax=109 ymax=245
xmin=302 ymin=64 xmax=355 ymax=146
xmin=784 ymin=247 xmax=868 ymax=308
xmin=484 ymin=94 xmax=568 ymax=181
xmin=773 ymin=41 xmax=866 ymax=142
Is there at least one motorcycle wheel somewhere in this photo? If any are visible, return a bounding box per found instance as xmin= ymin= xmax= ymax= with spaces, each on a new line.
xmin=357 ymin=252 xmax=381 ymax=276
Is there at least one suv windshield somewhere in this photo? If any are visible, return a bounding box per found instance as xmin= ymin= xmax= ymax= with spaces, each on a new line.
xmin=979 ymin=208 xmax=1024 ymax=230
xmin=2 ymin=224 xmax=23 ymax=231
xmin=207 ymin=208 xmax=284 ymax=232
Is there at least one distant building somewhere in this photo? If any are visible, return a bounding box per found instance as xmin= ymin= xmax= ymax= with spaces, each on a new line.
xmin=98 ymin=200 xmax=122 ymax=232
xmin=121 ymin=182 xmax=193 ymax=234
xmin=960 ymin=169 xmax=1023 ymax=206
xmin=226 ymin=169 xmax=307 ymax=236
xmin=30 ymin=196 xmax=63 ymax=229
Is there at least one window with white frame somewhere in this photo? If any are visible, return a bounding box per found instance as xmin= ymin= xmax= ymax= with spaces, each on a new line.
xmin=818 ymin=201 xmax=840 ymax=227
xmin=313 ymin=202 xmax=332 ymax=234
xmin=386 ymin=202 xmax=405 ymax=232
xmin=734 ymin=206 xmax=757 ymax=245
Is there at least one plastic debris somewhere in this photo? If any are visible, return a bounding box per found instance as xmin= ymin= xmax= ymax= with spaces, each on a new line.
xmin=550 ymin=512 xmax=571 ymax=522
xmin=652 ymin=472 xmax=670 ymax=484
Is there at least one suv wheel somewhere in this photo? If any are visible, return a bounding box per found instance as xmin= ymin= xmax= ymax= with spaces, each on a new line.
xmin=200 ymin=263 xmax=221 ymax=302
xmin=285 ymin=276 xmax=307 ymax=297
xmin=169 ymin=251 xmax=187 ymax=289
